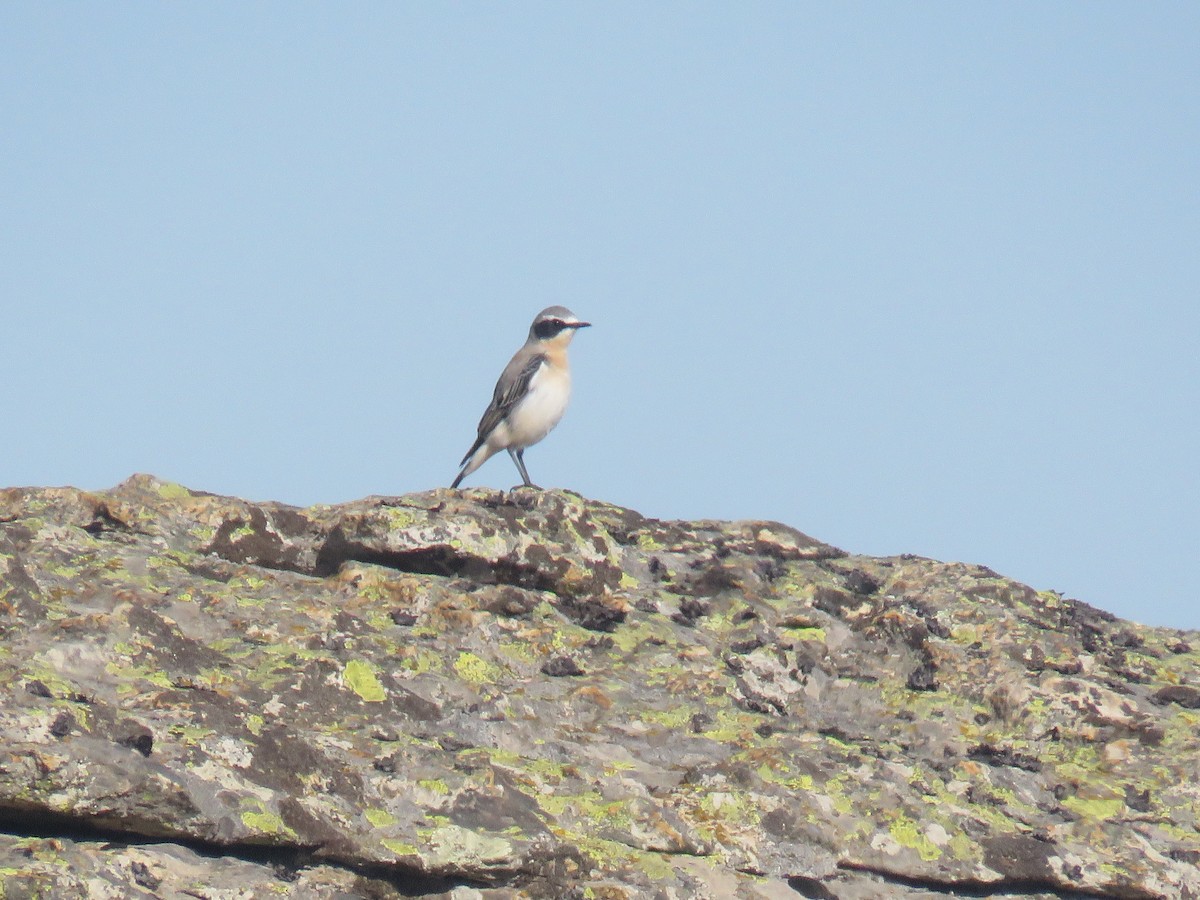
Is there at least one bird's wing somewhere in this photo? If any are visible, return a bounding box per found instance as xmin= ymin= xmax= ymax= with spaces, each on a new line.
xmin=475 ymin=352 xmax=547 ymax=442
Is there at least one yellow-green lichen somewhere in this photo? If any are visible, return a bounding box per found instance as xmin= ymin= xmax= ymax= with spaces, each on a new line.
xmin=343 ymin=659 xmax=387 ymax=702
xmin=241 ymin=810 xmax=294 ymax=837
xmin=889 ymin=813 xmax=942 ymax=861
xmin=951 ymin=624 xmax=982 ymax=646
xmin=20 ymin=668 xmax=77 ymax=701
xmin=497 ymin=641 xmax=538 ymax=665
xmin=636 ymin=533 xmax=664 ymax=551
xmin=453 ymin=651 xmax=502 ymax=685
xmin=567 ymin=835 xmax=643 ymax=875
xmin=783 ymin=625 xmax=827 ymax=643
xmin=947 ymin=828 xmax=980 ymax=862
xmin=755 ymin=763 xmax=813 ymax=792
xmin=156 ymin=482 xmax=193 ymax=501
xmin=398 ymin=648 xmax=442 ymax=676
xmin=1061 ymin=793 xmax=1124 ymax=821
xmin=381 ymin=838 xmax=418 ymax=856
xmin=527 ymin=757 xmax=568 ymax=780
xmin=700 ymin=708 xmax=760 ymax=745
xmin=481 ymin=747 xmax=522 ymax=766
xmin=385 ymin=508 xmax=418 ymax=529
xmin=365 ymin=808 xmax=397 ymax=828
xmin=170 ymin=724 xmax=216 ymax=744
xmin=640 ymin=705 xmax=696 ymax=730
xmin=695 ymin=789 xmax=761 ymax=829
xmin=821 ymin=775 xmax=856 ymax=816
xmin=107 ymin=660 xmax=173 ymax=690
xmin=536 ymin=787 xmax=633 ymax=833
xmin=358 ymin=580 xmax=397 ymax=607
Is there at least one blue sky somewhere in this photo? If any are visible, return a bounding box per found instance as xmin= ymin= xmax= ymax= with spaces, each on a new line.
xmin=3 ymin=5 xmax=1197 ymax=628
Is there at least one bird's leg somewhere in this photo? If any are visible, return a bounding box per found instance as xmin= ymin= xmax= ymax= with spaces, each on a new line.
xmin=508 ymin=448 xmax=537 ymax=488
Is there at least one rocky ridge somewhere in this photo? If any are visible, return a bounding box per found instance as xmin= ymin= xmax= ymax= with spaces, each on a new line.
xmin=0 ymin=475 xmax=1197 ymax=898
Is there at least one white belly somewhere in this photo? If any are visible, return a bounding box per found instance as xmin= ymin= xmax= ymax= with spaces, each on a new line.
xmin=503 ymin=363 xmax=571 ymax=449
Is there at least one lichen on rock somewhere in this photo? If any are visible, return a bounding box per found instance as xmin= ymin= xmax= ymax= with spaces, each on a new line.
xmin=0 ymin=474 xmax=1197 ymax=898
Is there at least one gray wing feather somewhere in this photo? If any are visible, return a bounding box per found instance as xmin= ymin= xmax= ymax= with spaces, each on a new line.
xmin=478 ymin=353 xmax=546 ymax=436
xmin=458 ymin=353 xmax=546 ymax=466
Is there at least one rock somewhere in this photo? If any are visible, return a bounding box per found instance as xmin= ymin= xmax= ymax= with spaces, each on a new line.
xmin=540 ymin=656 xmax=585 ymax=677
xmin=0 ymin=474 xmax=1197 ymax=898
xmin=1152 ymin=684 xmax=1200 ymax=708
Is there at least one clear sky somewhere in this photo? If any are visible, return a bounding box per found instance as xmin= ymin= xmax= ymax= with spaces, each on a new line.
xmin=3 ymin=5 xmax=1197 ymax=628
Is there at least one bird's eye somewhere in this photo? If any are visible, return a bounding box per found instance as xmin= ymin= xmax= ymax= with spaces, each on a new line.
xmin=534 ymin=320 xmax=562 ymax=339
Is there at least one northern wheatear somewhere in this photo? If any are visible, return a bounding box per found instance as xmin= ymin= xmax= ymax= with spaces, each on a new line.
xmin=451 ymin=306 xmax=591 ymax=489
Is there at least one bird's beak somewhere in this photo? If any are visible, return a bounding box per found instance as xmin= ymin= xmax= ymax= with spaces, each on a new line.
xmin=571 ymin=321 xmax=592 ymax=329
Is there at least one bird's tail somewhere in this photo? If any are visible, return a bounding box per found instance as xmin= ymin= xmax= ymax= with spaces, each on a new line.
xmin=451 ymin=437 xmax=489 ymax=489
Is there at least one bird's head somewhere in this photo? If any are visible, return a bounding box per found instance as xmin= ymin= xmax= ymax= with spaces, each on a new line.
xmin=528 ymin=306 xmax=591 ymax=345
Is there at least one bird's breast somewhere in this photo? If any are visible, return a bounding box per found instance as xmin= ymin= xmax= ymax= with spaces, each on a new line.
xmin=506 ymin=363 xmax=571 ymax=448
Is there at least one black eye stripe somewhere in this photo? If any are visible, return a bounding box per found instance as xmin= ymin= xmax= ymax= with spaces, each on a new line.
xmin=534 ymin=319 xmax=565 ymax=339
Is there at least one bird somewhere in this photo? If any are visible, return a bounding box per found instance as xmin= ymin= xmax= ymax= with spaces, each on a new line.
xmin=451 ymin=306 xmax=591 ymax=489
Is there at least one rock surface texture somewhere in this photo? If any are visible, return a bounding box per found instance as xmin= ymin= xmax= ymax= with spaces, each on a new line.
xmin=0 ymin=475 xmax=1197 ymax=899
